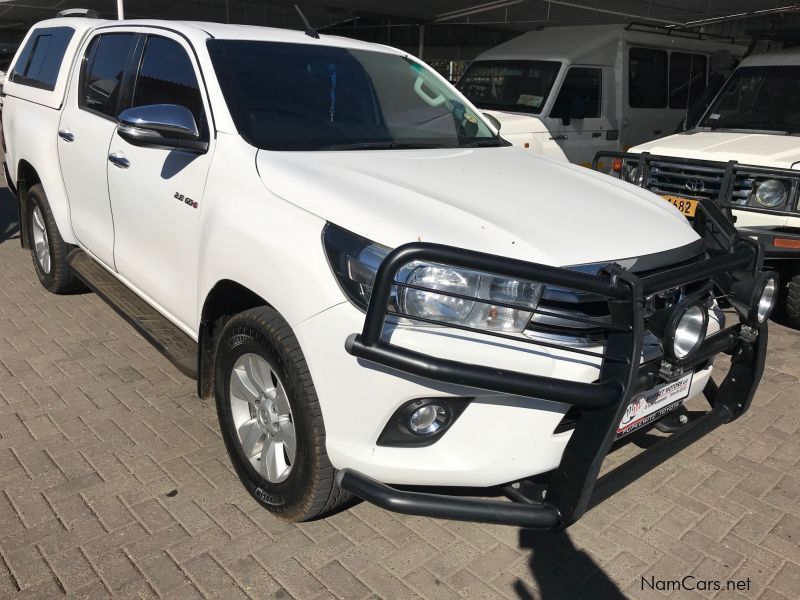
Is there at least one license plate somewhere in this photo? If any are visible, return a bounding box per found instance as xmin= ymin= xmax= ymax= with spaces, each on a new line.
xmin=662 ymin=195 xmax=698 ymax=218
xmin=617 ymin=372 xmax=693 ymax=437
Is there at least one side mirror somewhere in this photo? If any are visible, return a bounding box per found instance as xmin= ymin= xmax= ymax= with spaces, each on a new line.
xmin=483 ymin=112 xmax=502 ymax=132
xmin=117 ymin=104 xmax=208 ymax=153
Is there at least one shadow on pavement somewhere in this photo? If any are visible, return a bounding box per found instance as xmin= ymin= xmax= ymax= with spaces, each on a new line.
xmin=0 ymin=185 xmax=19 ymax=244
xmin=516 ymin=529 xmax=626 ymax=600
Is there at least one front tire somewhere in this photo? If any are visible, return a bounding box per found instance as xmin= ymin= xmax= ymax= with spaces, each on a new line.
xmin=26 ymin=184 xmax=81 ymax=294
xmin=214 ymin=306 xmax=348 ymax=521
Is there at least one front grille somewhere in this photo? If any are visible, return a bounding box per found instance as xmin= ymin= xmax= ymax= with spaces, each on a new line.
xmin=646 ymin=160 xmax=753 ymax=203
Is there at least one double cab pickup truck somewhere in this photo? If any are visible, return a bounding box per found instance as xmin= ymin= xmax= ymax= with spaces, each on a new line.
xmin=1 ymin=17 xmax=777 ymax=529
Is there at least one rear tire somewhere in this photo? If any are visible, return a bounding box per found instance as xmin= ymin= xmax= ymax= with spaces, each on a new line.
xmin=786 ymin=273 xmax=800 ymax=329
xmin=26 ymin=184 xmax=82 ymax=294
xmin=214 ymin=306 xmax=348 ymax=521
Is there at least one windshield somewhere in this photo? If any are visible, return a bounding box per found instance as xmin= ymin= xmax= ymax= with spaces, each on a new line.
xmin=207 ymin=40 xmax=501 ymax=151
xmin=456 ymin=60 xmax=562 ymax=114
xmin=699 ymin=66 xmax=800 ymax=133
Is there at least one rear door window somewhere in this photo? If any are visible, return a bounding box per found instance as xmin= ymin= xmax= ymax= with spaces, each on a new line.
xmin=10 ymin=26 xmax=74 ymax=90
xmin=629 ymin=47 xmax=667 ymax=108
xmin=81 ymin=33 xmax=137 ymax=118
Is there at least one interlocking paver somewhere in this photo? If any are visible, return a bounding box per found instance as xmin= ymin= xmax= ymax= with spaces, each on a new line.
xmin=3 ymin=180 xmax=800 ymax=600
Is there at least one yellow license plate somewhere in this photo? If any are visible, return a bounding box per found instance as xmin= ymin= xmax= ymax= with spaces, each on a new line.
xmin=662 ymin=195 xmax=698 ymax=218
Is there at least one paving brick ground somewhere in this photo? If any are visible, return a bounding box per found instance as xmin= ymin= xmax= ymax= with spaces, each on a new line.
xmin=1 ymin=179 xmax=799 ymax=599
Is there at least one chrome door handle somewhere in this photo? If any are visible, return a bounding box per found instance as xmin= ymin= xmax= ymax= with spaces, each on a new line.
xmin=108 ymin=152 xmax=130 ymax=169
xmin=58 ymin=129 xmax=74 ymax=142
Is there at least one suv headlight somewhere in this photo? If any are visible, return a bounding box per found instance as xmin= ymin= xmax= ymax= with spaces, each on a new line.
xmin=620 ymin=160 xmax=643 ymax=185
xmin=753 ymin=179 xmax=787 ymax=208
xmin=323 ymin=223 xmax=543 ymax=332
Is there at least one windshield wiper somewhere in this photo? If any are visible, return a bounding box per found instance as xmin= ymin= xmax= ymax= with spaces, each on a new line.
xmin=324 ymin=142 xmax=449 ymax=151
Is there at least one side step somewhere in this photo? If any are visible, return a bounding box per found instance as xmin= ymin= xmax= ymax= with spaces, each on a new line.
xmin=67 ymin=249 xmax=198 ymax=378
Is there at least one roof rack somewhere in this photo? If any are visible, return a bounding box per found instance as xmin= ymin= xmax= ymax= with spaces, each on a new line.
xmin=746 ymin=28 xmax=800 ymax=48
xmin=625 ymin=22 xmax=736 ymax=44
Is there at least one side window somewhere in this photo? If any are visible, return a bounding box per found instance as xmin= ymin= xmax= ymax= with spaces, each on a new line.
xmin=629 ymin=48 xmax=667 ymax=108
xmin=550 ymin=67 xmax=602 ymax=119
xmin=10 ymin=26 xmax=74 ymax=90
xmin=132 ymin=36 xmax=206 ymax=135
xmin=81 ymin=33 xmax=137 ymax=118
xmin=669 ymin=52 xmax=708 ymax=109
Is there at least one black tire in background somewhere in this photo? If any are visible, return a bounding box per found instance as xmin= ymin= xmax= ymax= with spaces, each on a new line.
xmin=214 ymin=306 xmax=348 ymax=521
xmin=785 ymin=273 xmax=800 ymax=330
xmin=26 ymin=184 xmax=82 ymax=294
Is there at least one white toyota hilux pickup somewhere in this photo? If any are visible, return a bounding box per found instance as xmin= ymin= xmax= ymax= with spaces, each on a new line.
xmin=1 ymin=17 xmax=777 ymax=529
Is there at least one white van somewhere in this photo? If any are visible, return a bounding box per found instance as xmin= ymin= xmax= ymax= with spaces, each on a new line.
xmin=457 ymin=24 xmax=743 ymax=166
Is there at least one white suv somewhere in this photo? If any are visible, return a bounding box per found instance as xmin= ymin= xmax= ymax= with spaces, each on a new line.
xmin=1 ymin=17 xmax=776 ymax=529
xmin=614 ymin=49 xmax=800 ymax=328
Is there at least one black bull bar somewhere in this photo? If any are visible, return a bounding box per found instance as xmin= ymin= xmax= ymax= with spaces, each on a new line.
xmin=340 ymin=200 xmax=768 ymax=529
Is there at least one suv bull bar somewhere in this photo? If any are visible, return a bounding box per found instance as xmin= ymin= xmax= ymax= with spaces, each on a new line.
xmin=592 ymin=151 xmax=800 ymax=259
xmin=341 ymin=198 xmax=768 ymax=529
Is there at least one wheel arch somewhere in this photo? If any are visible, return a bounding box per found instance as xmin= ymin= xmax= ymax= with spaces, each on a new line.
xmin=197 ymin=279 xmax=271 ymax=398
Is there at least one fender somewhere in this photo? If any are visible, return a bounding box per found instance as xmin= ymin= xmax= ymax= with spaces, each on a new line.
xmin=4 ymin=99 xmax=77 ymax=248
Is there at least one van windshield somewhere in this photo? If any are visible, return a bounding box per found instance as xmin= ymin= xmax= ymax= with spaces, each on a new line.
xmin=699 ymin=65 xmax=800 ymax=134
xmin=456 ymin=60 xmax=561 ymax=114
xmin=207 ymin=40 xmax=502 ymax=151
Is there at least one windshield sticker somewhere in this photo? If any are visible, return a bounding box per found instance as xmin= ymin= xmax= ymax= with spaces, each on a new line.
xmin=517 ymin=94 xmax=544 ymax=107
xmin=709 ymin=113 xmax=721 ymax=120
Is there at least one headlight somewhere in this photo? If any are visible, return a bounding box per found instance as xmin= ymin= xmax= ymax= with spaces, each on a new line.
xmin=620 ymin=160 xmax=643 ymax=185
xmin=323 ymin=223 xmax=543 ymax=332
xmin=754 ymin=179 xmax=787 ymax=208
xmin=400 ymin=262 xmax=542 ymax=331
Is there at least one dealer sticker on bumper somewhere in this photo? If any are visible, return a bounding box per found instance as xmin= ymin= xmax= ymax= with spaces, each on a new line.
xmin=617 ymin=372 xmax=693 ymax=437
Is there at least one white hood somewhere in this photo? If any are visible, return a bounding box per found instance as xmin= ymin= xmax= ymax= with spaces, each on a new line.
xmin=634 ymin=132 xmax=800 ymax=169
xmin=482 ymin=110 xmax=551 ymax=136
xmin=256 ymin=146 xmax=699 ymax=267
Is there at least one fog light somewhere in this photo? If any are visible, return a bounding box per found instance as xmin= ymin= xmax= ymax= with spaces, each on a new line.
xmin=731 ymin=272 xmax=779 ymax=325
xmin=409 ymin=404 xmax=446 ymax=435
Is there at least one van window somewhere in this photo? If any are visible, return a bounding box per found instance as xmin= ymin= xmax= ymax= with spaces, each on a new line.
xmin=81 ymin=33 xmax=137 ymax=118
xmin=457 ymin=60 xmax=561 ymax=115
xmin=10 ymin=26 xmax=74 ymax=91
xmin=669 ymin=53 xmax=707 ymax=109
xmin=551 ymin=67 xmax=601 ymax=119
xmin=629 ymin=48 xmax=667 ymax=108
xmin=132 ymin=36 xmax=206 ymax=135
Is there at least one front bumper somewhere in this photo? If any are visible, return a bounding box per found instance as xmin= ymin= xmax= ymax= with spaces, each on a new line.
xmin=738 ymin=225 xmax=800 ymax=259
xmin=340 ymin=201 xmax=769 ymax=529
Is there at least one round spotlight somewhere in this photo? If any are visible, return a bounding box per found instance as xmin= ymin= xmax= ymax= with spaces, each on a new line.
xmin=756 ymin=277 xmax=777 ymax=324
xmin=671 ymin=304 xmax=707 ymax=360
xmin=731 ymin=272 xmax=779 ymax=326
xmin=408 ymin=404 xmax=446 ymax=435
xmin=672 ymin=304 xmax=706 ymax=359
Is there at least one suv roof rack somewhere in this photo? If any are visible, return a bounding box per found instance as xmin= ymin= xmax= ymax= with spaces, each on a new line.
xmin=745 ymin=27 xmax=800 ymax=55
xmin=625 ymin=22 xmax=736 ymax=44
